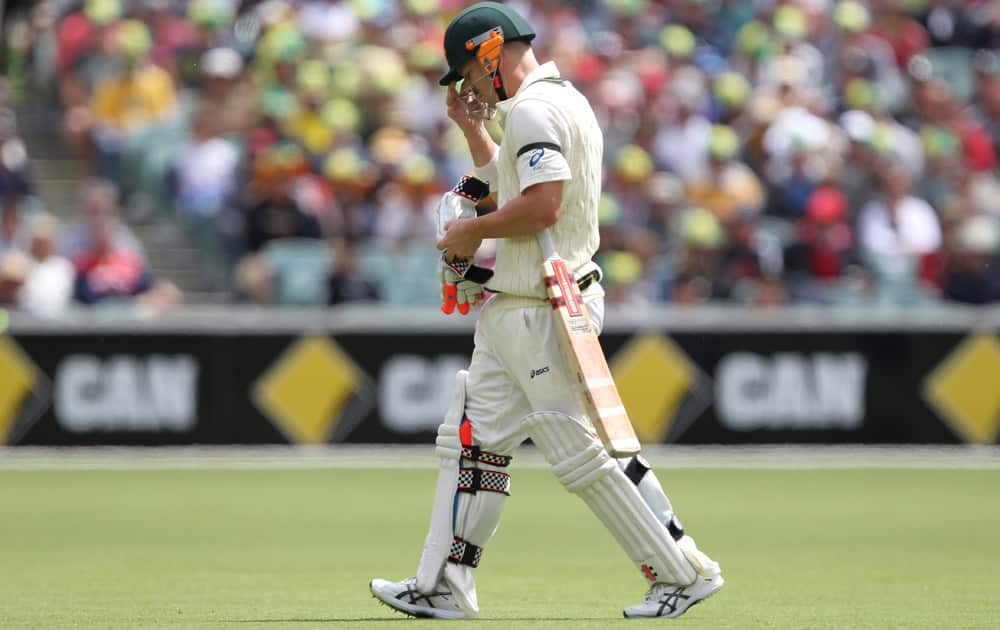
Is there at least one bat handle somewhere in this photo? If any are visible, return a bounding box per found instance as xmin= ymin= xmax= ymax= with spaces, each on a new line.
xmin=537 ymin=227 xmax=559 ymax=261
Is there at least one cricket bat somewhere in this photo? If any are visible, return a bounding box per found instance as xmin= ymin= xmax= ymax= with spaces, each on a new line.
xmin=537 ymin=228 xmax=641 ymax=457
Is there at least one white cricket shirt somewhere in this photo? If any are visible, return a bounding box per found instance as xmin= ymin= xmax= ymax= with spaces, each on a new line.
xmin=474 ymin=61 xmax=603 ymax=299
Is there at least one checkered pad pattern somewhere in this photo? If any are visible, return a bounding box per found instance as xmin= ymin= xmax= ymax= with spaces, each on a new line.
xmin=448 ymin=536 xmax=484 ymax=567
xmin=457 ymin=467 xmax=511 ymax=495
xmin=461 ymin=446 xmax=511 ymax=467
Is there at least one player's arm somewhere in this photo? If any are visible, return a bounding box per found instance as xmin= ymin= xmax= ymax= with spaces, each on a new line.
xmin=437 ymin=100 xmax=570 ymax=258
xmin=436 ymin=181 xmax=563 ymax=259
xmin=471 ymin=181 xmax=563 ymax=237
xmin=480 ymin=98 xmax=571 ymax=237
xmin=464 ymin=124 xmax=498 ymax=174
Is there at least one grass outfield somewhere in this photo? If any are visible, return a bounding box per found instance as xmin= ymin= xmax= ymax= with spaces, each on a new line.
xmin=0 ymin=464 xmax=997 ymax=628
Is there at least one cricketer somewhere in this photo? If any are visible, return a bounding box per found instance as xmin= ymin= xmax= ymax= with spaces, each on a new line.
xmin=370 ymin=2 xmax=724 ymax=620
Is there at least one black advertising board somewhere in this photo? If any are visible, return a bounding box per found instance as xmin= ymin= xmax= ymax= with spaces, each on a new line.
xmin=1 ymin=323 xmax=994 ymax=446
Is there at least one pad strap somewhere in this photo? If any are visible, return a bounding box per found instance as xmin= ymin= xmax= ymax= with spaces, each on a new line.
xmin=458 ymin=468 xmax=511 ymax=495
xmin=461 ymin=446 xmax=511 ymax=468
xmin=623 ymin=455 xmax=685 ymax=541
xmin=449 ymin=536 xmax=483 ymax=567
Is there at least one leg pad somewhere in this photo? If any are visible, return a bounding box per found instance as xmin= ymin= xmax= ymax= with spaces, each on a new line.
xmin=523 ymin=411 xmax=697 ymax=586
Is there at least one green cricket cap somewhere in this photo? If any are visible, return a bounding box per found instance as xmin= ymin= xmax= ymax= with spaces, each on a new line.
xmin=439 ymin=2 xmax=536 ymax=86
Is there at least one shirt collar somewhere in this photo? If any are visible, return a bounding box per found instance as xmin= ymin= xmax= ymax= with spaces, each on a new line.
xmin=496 ymin=61 xmax=561 ymax=120
xmin=514 ymin=61 xmax=561 ymax=96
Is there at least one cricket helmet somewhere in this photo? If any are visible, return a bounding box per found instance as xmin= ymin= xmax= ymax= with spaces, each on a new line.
xmin=439 ymin=2 xmax=536 ymax=86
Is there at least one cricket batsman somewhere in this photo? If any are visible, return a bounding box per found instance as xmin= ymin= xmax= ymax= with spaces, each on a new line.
xmin=370 ymin=2 xmax=723 ymax=619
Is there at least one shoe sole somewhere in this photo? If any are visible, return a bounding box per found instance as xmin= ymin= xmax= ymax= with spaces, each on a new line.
xmin=622 ymin=576 xmax=725 ymax=619
xmin=369 ymin=580 xmax=466 ymax=620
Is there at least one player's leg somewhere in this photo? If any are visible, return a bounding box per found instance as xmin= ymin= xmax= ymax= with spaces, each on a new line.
xmin=514 ymin=302 xmax=722 ymax=618
xmin=589 ymin=298 xmax=720 ymax=588
xmin=617 ymin=454 xmax=723 ymax=617
xmin=370 ymin=310 xmax=529 ymax=619
xmin=620 ymin=455 xmax=684 ymax=538
xmin=369 ymin=369 xmax=472 ymax=619
xmin=369 ymin=414 xmax=512 ymax=618
xmin=435 ymin=306 xmax=532 ymax=615
xmin=522 ymin=411 xmax=698 ymax=582
xmin=619 ymin=455 xmax=721 ymax=576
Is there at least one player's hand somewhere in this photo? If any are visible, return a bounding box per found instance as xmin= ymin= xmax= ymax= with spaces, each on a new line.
xmin=446 ymin=82 xmax=483 ymax=134
xmin=437 ymin=218 xmax=483 ymax=261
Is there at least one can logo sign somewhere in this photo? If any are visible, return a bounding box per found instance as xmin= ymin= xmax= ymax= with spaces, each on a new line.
xmin=715 ymin=352 xmax=867 ymax=431
xmin=379 ymin=354 xmax=470 ymax=433
xmin=54 ymin=355 xmax=199 ymax=432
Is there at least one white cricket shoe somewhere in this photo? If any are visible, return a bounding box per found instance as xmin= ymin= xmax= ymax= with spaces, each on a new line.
xmin=369 ymin=576 xmax=466 ymax=620
xmin=622 ymin=573 xmax=724 ymax=619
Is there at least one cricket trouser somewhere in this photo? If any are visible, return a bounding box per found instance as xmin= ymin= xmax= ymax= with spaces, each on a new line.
xmin=463 ymin=288 xmax=606 ymax=454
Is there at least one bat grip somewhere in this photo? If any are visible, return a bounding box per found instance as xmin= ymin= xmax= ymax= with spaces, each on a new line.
xmin=537 ymin=228 xmax=558 ymax=261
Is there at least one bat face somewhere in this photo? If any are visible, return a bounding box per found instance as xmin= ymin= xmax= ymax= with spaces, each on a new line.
xmin=543 ymin=258 xmax=641 ymax=456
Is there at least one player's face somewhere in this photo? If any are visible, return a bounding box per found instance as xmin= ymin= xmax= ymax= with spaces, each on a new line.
xmin=457 ymin=60 xmax=499 ymax=119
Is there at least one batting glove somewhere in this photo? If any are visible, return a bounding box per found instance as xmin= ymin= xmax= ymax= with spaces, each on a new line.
xmin=440 ymin=256 xmax=493 ymax=315
xmin=437 ymin=176 xmax=494 ymax=315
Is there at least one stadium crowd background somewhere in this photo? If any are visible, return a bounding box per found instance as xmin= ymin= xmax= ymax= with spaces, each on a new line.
xmin=0 ymin=0 xmax=997 ymax=313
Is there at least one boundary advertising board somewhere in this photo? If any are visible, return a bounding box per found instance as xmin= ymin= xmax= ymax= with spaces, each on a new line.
xmin=2 ymin=306 xmax=995 ymax=446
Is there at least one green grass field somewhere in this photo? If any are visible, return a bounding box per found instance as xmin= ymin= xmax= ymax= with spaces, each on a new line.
xmin=1 ymin=462 xmax=998 ymax=629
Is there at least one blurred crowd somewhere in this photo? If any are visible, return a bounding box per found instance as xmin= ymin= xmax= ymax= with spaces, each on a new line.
xmin=0 ymin=79 xmax=181 ymax=316
xmin=1 ymin=0 xmax=998 ymax=309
